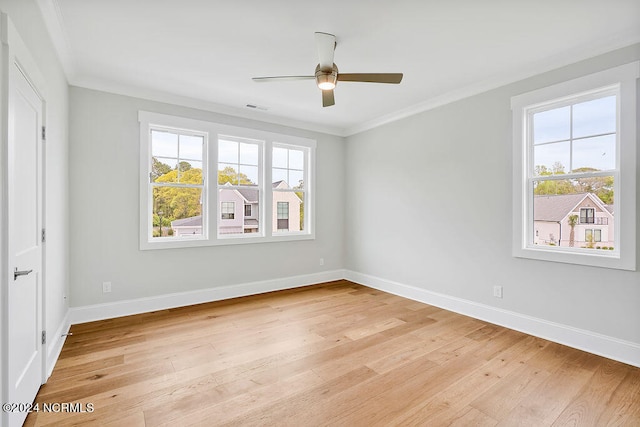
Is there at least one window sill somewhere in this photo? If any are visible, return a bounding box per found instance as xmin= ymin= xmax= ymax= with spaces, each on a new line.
xmin=140 ymin=232 xmax=315 ymax=251
xmin=513 ymin=245 xmax=634 ymax=271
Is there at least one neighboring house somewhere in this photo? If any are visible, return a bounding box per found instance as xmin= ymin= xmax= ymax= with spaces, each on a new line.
xmin=534 ymin=193 xmax=614 ymax=248
xmin=170 ymin=215 xmax=203 ymax=236
xmin=272 ymin=180 xmax=302 ymax=233
xmin=218 ymin=183 xmax=260 ymax=235
xmin=171 ymin=181 xmax=301 ymax=235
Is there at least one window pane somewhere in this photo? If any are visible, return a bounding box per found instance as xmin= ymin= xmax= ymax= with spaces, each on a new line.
xmin=532 ymin=177 xmax=614 ymax=250
xmin=272 ymin=147 xmax=288 ymax=168
xmin=240 ymin=143 xmax=259 ymax=165
xmin=594 ymin=229 xmax=602 ymax=242
xmin=176 ymin=161 xmax=203 ymax=184
xmin=272 ymin=167 xmax=287 ymax=184
xmin=573 ymin=95 xmax=616 ymax=138
xmin=219 ymin=139 xmax=238 ymax=163
xmin=277 ymin=202 xmax=288 ymax=218
xmin=239 ymin=165 xmax=258 ymax=185
xmin=221 ymin=201 xmax=235 ymax=219
xmin=533 ymin=141 xmax=570 ymax=175
xmin=580 ymin=208 xmax=595 ymax=224
xmin=151 ymin=130 xmax=178 ymax=157
xmin=289 ymin=170 xmax=304 ymax=189
xmin=179 ymin=135 xmax=203 ymax=161
xmin=533 ymin=106 xmax=570 ymax=144
xmin=289 ymin=149 xmax=304 ymax=170
xmin=585 ymin=229 xmax=593 ymax=241
xmin=218 ymin=163 xmax=237 ymax=185
xmin=152 ymin=157 xmax=177 ymax=182
xmin=276 ymin=201 xmax=289 ymax=231
xmin=571 ymin=135 xmax=615 ymax=172
xmin=152 ymin=186 xmax=203 ymax=238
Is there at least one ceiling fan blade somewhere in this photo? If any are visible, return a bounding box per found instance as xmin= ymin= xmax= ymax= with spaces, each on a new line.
xmin=252 ymin=76 xmax=314 ymax=82
xmin=337 ymin=73 xmax=403 ymax=84
xmin=315 ymin=32 xmax=336 ymax=71
xmin=322 ymin=89 xmax=335 ymax=107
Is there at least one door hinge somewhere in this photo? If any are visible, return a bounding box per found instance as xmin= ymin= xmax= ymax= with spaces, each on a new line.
xmin=42 ymin=331 xmax=46 ymax=345
xmin=42 ymin=228 xmax=46 ymax=243
xmin=42 ymin=126 xmax=46 ymax=141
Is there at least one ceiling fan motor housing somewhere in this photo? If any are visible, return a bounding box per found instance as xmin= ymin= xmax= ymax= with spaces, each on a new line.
xmin=315 ymin=64 xmax=338 ymax=90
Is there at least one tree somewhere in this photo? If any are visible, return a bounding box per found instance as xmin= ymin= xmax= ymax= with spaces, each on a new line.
xmin=533 ymin=163 xmax=614 ymax=205
xmin=153 ymin=168 xmax=203 ymax=222
xmin=151 ymin=157 xmax=172 ymax=180
xmin=217 ymin=166 xmax=254 ymax=185
xmin=572 ymin=168 xmax=614 ymax=205
xmin=534 ymin=179 xmax=576 ymax=196
xmin=178 ymin=161 xmax=192 ymax=172
xmin=568 ymin=215 xmax=578 ymax=247
xmin=293 ymin=180 xmax=304 ymax=230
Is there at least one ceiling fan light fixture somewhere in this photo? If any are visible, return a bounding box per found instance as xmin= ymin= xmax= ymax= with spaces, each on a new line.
xmin=315 ymin=64 xmax=338 ymax=91
xmin=317 ymin=80 xmax=336 ymax=90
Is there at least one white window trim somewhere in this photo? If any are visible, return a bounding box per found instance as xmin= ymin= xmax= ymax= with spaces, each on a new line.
xmin=139 ymin=111 xmax=316 ymax=250
xmin=271 ymin=141 xmax=313 ymax=237
xmin=511 ymin=62 xmax=638 ymax=270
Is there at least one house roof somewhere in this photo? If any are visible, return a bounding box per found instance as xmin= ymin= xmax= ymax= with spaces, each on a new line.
xmin=171 ymin=215 xmax=202 ymax=227
xmin=236 ymin=188 xmax=258 ymax=203
xmin=533 ymin=193 xmax=611 ymax=222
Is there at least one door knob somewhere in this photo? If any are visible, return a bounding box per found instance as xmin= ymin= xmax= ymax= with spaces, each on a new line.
xmin=14 ymin=268 xmax=33 ymax=281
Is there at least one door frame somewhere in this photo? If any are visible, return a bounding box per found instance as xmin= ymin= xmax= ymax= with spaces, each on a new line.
xmin=0 ymin=11 xmax=48 ymax=420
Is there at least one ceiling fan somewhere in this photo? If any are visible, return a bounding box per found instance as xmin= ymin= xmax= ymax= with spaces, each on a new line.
xmin=252 ymin=32 xmax=403 ymax=107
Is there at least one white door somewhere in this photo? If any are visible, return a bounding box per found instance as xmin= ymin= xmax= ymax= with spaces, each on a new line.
xmin=6 ymin=61 xmax=44 ymax=427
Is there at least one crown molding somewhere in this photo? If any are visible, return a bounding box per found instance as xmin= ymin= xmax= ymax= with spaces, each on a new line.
xmin=344 ymin=37 xmax=640 ymax=136
xmin=71 ymin=75 xmax=347 ymax=136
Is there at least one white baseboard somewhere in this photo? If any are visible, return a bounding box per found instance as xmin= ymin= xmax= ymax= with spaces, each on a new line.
xmin=344 ymin=270 xmax=640 ymax=368
xmin=69 ymin=269 xmax=346 ymax=325
xmin=46 ymin=310 xmax=71 ymax=379
xmin=63 ymin=268 xmax=639 ymax=369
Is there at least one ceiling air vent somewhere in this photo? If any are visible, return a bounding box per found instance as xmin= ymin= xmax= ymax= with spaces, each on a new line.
xmin=245 ymin=104 xmax=268 ymax=111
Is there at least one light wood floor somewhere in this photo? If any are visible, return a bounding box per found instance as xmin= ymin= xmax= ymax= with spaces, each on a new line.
xmin=26 ymin=280 xmax=640 ymax=426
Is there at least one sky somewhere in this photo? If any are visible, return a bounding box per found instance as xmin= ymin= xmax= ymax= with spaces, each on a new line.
xmin=532 ymin=95 xmax=616 ymax=174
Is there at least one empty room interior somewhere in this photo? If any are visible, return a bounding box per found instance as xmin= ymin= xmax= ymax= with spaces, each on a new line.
xmin=1 ymin=1 xmax=640 ymax=426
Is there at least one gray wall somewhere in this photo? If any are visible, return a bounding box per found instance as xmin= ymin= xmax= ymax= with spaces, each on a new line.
xmin=345 ymin=44 xmax=640 ymax=344
xmin=68 ymin=87 xmax=345 ymax=306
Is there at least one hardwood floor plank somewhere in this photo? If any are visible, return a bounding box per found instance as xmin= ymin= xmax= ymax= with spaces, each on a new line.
xmin=597 ymin=368 xmax=640 ymax=426
xmin=396 ymin=332 xmax=550 ymax=425
xmin=216 ymin=365 xmax=379 ymax=426
xmin=449 ymin=407 xmax=499 ymax=427
xmin=24 ymin=281 xmax=640 ymax=427
xmin=497 ymin=354 xmax=597 ymax=425
xmin=551 ymin=359 xmax=631 ymax=426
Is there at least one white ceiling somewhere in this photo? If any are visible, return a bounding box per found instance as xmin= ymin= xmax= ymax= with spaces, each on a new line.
xmin=38 ymin=0 xmax=640 ymax=136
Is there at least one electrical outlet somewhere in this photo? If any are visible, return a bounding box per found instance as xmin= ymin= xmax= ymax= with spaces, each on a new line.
xmin=319 ymin=258 xmax=325 ymax=266
xmin=493 ymin=285 xmax=503 ymax=298
xmin=102 ymin=281 xmax=112 ymax=293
